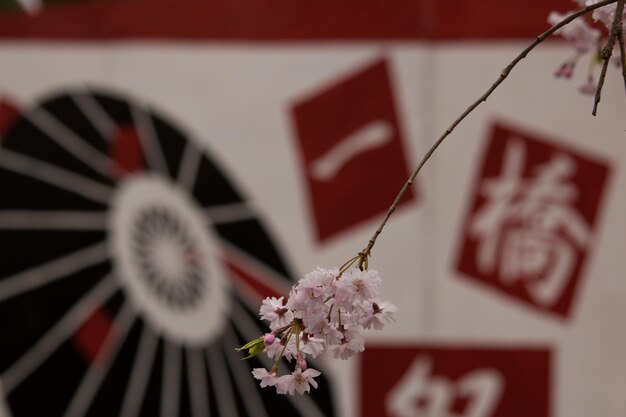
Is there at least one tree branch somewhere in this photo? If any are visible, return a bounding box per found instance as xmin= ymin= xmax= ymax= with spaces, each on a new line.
xmin=356 ymin=0 xmax=620 ymax=269
xmin=593 ymin=0 xmax=625 ymax=115
xmin=615 ymin=9 xmax=626 ymax=93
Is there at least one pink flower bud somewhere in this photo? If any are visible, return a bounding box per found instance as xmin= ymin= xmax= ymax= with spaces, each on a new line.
xmin=554 ymin=62 xmax=575 ymax=79
xmin=263 ymin=333 xmax=275 ymax=346
xmin=561 ymin=65 xmax=573 ymax=79
xmin=297 ymin=354 xmax=308 ymax=371
xmin=578 ymin=77 xmax=596 ymax=95
xmin=554 ymin=66 xmax=565 ymax=78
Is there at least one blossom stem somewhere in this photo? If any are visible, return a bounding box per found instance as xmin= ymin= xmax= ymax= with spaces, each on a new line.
xmin=295 ymin=328 xmax=301 ymax=359
xmin=356 ymin=0 xmax=620 ymax=270
xmin=593 ymin=0 xmax=626 ymax=115
xmin=338 ymin=255 xmax=360 ymax=275
xmin=272 ymin=324 xmax=295 ymax=373
xmin=274 ymin=322 xmax=295 ymax=337
xmin=326 ymin=303 xmax=334 ymax=321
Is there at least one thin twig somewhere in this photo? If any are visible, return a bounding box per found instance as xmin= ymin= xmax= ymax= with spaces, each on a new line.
xmin=593 ymin=43 xmax=615 ymax=115
xmin=616 ymin=12 xmax=626 ymax=93
xmin=593 ymin=0 xmax=625 ymax=115
xmin=356 ymin=0 xmax=619 ymax=269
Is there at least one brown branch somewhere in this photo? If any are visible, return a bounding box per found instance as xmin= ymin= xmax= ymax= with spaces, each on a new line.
xmin=593 ymin=0 xmax=626 ymax=115
xmin=356 ymin=0 xmax=619 ymax=270
xmin=593 ymin=43 xmax=615 ymax=116
xmin=616 ymin=12 xmax=626 ymax=93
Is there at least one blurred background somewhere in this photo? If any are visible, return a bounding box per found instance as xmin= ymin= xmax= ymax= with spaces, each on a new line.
xmin=0 ymin=0 xmax=625 ymax=416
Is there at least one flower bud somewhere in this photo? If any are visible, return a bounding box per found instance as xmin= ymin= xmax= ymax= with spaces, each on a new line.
xmin=263 ymin=333 xmax=276 ymax=346
xmin=554 ymin=66 xmax=565 ymax=78
xmin=561 ymin=64 xmax=573 ymax=79
xmin=297 ymin=354 xmax=308 ymax=371
xmin=578 ymin=77 xmax=596 ymax=95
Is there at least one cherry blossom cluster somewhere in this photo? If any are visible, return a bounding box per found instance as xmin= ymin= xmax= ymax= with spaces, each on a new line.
xmin=549 ymin=0 xmax=625 ymax=94
xmin=236 ymin=266 xmax=397 ymax=395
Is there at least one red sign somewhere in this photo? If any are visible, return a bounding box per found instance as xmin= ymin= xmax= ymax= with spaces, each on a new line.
xmin=0 ymin=0 xmax=573 ymax=41
xmin=291 ymin=58 xmax=415 ymax=241
xmin=360 ymin=344 xmax=551 ymax=417
xmin=456 ymin=122 xmax=610 ymax=318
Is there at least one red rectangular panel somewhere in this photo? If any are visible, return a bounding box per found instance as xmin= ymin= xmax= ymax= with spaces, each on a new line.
xmin=0 ymin=0 xmax=573 ymax=40
xmin=291 ymin=58 xmax=415 ymax=241
xmin=456 ymin=121 xmax=610 ymax=318
xmin=361 ymin=344 xmax=551 ymax=417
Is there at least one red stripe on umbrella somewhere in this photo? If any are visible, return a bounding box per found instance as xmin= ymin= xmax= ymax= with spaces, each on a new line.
xmin=223 ymin=255 xmax=288 ymax=305
xmin=72 ymin=306 xmax=116 ymax=364
xmin=109 ymin=124 xmax=145 ymax=177
xmin=0 ymin=97 xmax=20 ymax=142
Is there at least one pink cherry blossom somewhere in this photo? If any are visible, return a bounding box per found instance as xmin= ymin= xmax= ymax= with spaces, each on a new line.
xmin=259 ymin=296 xmax=294 ymax=330
xmin=585 ymin=1 xmax=622 ymax=29
xmin=300 ymin=334 xmax=325 ymax=358
xmin=308 ymin=319 xmax=343 ymax=345
xmin=289 ymin=292 xmax=328 ymax=330
xmin=333 ymin=269 xmax=380 ymax=309
xmin=275 ymin=368 xmax=321 ymax=395
xmin=548 ymin=1 xmax=625 ymax=96
xmin=296 ymin=267 xmax=337 ymax=299
xmin=264 ymin=337 xmax=294 ymax=361
xmin=548 ymin=11 xmax=600 ymax=53
xmin=251 ymin=368 xmax=278 ymax=388
xmin=244 ymin=265 xmax=397 ymax=394
xmin=346 ymin=269 xmax=382 ymax=301
xmin=359 ymin=300 xmax=398 ymax=330
xmin=329 ymin=328 xmax=365 ymax=360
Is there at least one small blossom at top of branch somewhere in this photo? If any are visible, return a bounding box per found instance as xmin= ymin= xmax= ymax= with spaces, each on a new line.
xmin=237 ymin=263 xmax=397 ymax=395
xmin=586 ymin=0 xmax=621 ymax=28
xmin=549 ymin=0 xmax=625 ymax=104
xmin=548 ymin=10 xmax=601 ymax=53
